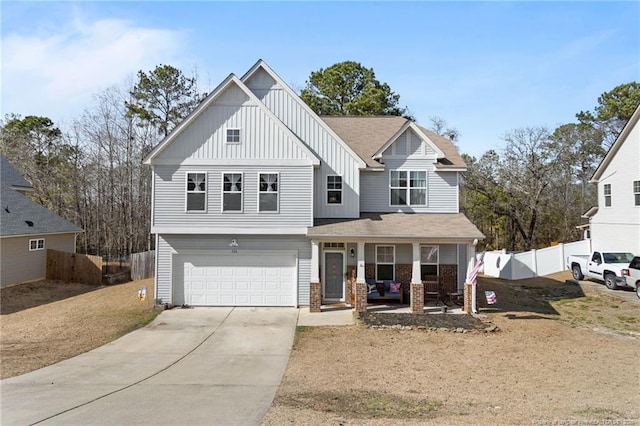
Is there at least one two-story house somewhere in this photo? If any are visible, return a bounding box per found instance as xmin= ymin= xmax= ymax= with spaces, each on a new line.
xmin=143 ymin=60 xmax=484 ymax=311
xmin=585 ymin=104 xmax=640 ymax=255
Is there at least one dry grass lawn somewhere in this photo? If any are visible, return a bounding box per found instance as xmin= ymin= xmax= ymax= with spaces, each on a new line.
xmin=0 ymin=278 xmax=158 ymax=379
xmin=262 ymin=272 xmax=640 ymax=425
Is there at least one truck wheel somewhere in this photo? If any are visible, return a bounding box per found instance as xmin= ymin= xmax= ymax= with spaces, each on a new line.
xmin=604 ymin=273 xmax=618 ymax=290
xmin=572 ymin=265 xmax=584 ymax=281
xmin=636 ymin=284 xmax=640 ymax=299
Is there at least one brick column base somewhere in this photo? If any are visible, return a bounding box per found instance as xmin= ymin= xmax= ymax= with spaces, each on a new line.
xmin=354 ymin=281 xmax=367 ymax=313
xmin=410 ymin=283 xmax=424 ymax=314
xmin=463 ymin=282 xmax=473 ymax=314
xmin=310 ymin=282 xmax=321 ymax=313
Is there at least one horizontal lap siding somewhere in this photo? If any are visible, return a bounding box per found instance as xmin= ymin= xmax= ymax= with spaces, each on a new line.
xmin=155 ymin=234 xmax=311 ymax=305
xmin=361 ymin=159 xmax=458 ymax=213
xmin=153 ymin=165 xmax=313 ymax=228
xmin=247 ymin=72 xmax=360 ymax=219
xmin=1 ymin=234 xmax=76 ymax=287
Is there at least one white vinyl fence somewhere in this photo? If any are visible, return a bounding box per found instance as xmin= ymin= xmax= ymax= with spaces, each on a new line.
xmin=482 ymin=239 xmax=592 ymax=280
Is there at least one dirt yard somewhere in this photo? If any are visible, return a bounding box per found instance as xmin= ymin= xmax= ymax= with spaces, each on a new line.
xmin=0 ymin=278 xmax=158 ymax=379
xmin=262 ymin=272 xmax=640 ymax=425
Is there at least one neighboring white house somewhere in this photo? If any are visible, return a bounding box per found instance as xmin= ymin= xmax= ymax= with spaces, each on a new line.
xmin=143 ymin=60 xmax=484 ymax=309
xmin=586 ymin=104 xmax=640 ymax=255
xmin=0 ymin=156 xmax=83 ymax=287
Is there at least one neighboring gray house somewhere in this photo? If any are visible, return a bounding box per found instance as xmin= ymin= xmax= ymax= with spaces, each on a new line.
xmin=0 ymin=156 xmax=82 ymax=287
xmin=584 ymin=104 xmax=640 ymax=255
xmin=143 ymin=60 xmax=484 ymax=309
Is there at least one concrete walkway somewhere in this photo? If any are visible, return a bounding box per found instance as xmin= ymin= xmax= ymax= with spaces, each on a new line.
xmin=1 ymin=307 xmax=298 ymax=426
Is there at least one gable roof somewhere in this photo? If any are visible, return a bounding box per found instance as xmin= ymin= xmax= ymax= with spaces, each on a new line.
xmin=320 ymin=116 xmax=467 ymax=170
xmin=1 ymin=155 xmax=33 ymax=191
xmin=1 ymin=174 xmax=82 ymax=238
xmin=143 ymin=73 xmax=320 ymax=166
xmin=590 ymin=103 xmax=640 ymax=183
xmin=240 ymin=60 xmax=367 ymax=169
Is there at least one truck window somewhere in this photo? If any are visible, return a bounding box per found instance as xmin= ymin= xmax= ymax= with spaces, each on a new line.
xmin=591 ymin=252 xmax=602 ymax=264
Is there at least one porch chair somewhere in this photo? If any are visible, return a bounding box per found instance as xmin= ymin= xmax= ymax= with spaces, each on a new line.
xmin=442 ymin=276 xmax=463 ymax=306
xmin=423 ymin=275 xmax=441 ymax=305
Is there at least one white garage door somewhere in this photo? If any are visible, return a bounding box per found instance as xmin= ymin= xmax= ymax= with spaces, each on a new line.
xmin=179 ymin=253 xmax=297 ymax=306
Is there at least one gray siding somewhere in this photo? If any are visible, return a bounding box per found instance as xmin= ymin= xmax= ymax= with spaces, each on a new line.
xmin=245 ymin=69 xmax=361 ymax=219
xmin=0 ymin=233 xmax=76 ymax=287
xmin=361 ymin=159 xmax=459 ymax=213
xmin=153 ymin=165 xmax=313 ymax=229
xmin=156 ymin=234 xmax=311 ymax=305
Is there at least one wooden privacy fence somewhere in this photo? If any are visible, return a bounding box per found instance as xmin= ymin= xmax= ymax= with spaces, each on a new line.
xmin=131 ymin=250 xmax=155 ymax=281
xmin=46 ymin=249 xmax=103 ymax=286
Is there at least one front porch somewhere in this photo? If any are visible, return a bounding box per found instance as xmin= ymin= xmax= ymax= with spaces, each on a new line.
xmin=307 ymin=213 xmax=484 ymax=314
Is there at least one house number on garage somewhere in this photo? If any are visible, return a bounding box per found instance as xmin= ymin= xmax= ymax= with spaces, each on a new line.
xmin=230 ymin=238 xmax=239 ymax=254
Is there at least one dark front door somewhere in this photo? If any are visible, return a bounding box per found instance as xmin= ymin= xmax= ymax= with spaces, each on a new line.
xmin=324 ymin=252 xmax=344 ymax=300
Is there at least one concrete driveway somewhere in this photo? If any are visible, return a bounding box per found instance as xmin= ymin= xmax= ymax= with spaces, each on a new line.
xmin=0 ymin=307 xmax=298 ymax=426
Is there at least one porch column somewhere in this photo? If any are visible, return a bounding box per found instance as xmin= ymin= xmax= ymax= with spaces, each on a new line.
xmin=410 ymin=243 xmax=424 ymax=314
xmin=463 ymin=242 xmax=476 ymax=314
xmin=356 ymin=242 xmax=365 ymax=283
xmin=310 ymin=240 xmax=321 ymax=313
xmin=411 ymin=243 xmax=422 ymax=284
xmin=354 ymin=241 xmax=367 ymax=312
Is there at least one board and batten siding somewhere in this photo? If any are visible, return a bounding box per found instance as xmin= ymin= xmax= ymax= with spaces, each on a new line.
xmin=155 ymin=85 xmax=314 ymax=163
xmin=0 ymin=233 xmax=76 ymax=287
xmin=153 ymin=165 xmax=313 ymax=229
xmin=360 ymin=158 xmax=459 ymax=213
xmin=155 ymin=234 xmax=312 ymax=306
xmin=245 ymin=69 xmax=361 ymax=219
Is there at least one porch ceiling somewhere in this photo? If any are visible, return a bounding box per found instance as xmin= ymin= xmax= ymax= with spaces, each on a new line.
xmin=308 ymin=213 xmax=485 ymax=240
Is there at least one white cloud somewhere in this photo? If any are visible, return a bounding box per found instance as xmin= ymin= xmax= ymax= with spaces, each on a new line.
xmin=2 ymin=17 xmax=186 ymax=123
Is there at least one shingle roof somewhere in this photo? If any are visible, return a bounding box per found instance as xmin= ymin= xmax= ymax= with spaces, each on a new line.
xmin=1 ymin=186 xmax=82 ymax=237
xmin=309 ymin=213 xmax=484 ymax=240
xmin=1 ymin=156 xmax=82 ymax=237
xmin=1 ymin=155 xmax=33 ymax=191
xmin=319 ymin=116 xmax=466 ymax=169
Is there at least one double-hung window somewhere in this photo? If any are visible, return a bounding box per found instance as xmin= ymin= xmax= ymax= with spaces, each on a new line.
xmin=29 ymin=238 xmax=45 ymax=251
xmin=186 ymin=173 xmax=206 ymax=212
xmin=390 ymin=171 xmax=426 ymax=206
xmin=420 ymin=245 xmax=439 ymax=279
xmin=603 ymin=183 xmax=612 ymax=207
xmin=259 ymin=173 xmax=278 ymax=212
xmin=223 ymin=173 xmax=242 ymax=212
xmin=376 ymin=245 xmax=395 ymax=281
xmin=633 ymin=180 xmax=640 ymax=206
xmin=327 ymin=175 xmax=342 ymax=204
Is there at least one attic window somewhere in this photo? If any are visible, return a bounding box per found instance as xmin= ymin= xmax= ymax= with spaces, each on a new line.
xmin=226 ymin=129 xmax=241 ymax=144
xmin=29 ymin=238 xmax=45 ymax=251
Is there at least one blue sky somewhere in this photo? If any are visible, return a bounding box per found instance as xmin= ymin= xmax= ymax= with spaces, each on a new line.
xmin=2 ymin=1 xmax=638 ymax=157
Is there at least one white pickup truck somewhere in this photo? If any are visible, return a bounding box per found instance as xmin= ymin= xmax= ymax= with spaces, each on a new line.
xmin=566 ymin=251 xmax=635 ymax=290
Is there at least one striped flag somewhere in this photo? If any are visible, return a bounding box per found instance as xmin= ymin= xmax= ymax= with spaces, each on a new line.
xmin=485 ymin=290 xmax=497 ymax=305
xmin=465 ymin=252 xmax=485 ymax=286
